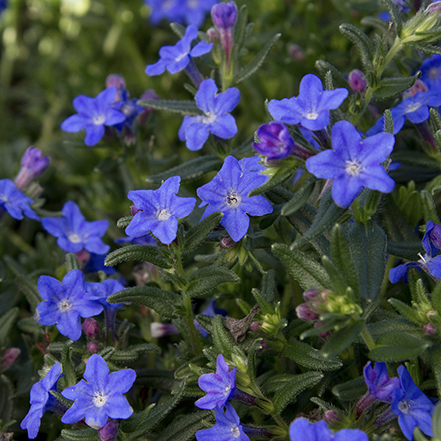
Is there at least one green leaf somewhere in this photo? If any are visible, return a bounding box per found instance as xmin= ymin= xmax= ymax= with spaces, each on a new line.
xmin=153 ymin=411 xmax=214 ymax=441
xmin=272 ymin=371 xmax=323 ymax=414
xmin=247 ymin=339 xmax=262 ymax=384
xmin=233 ymin=33 xmax=281 ymax=85
xmin=145 ymin=155 xmax=222 ymax=186
xmin=105 ymin=244 xmax=171 ymax=269
xmin=432 ymin=402 xmax=441 ymax=441
xmin=428 ymin=345 xmax=441 ymax=397
xmin=251 ymin=288 xmax=274 ymax=315
xmin=261 ymin=269 xmax=278 ymax=303
xmin=321 ymin=320 xmax=365 ymax=358
xmin=432 ymin=281 xmax=441 ymax=315
xmin=384 ymin=109 xmax=394 ymax=134
xmin=136 ymin=369 xmax=179 ymax=391
xmin=211 ymin=315 xmax=235 ymax=358
xmin=382 ymin=0 xmax=403 ymax=33
xmin=232 ymin=5 xmax=248 ymax=54
xmin=406 ymin=41 xmax=441 ymax=55
xmin=282 ymin=339 xmax=342 ymax=371
xmin=248 ymin=167 xmax=293 ymax=197
xmin=369 ymin=332 xmax=432 ymax=361
xmin=388 ymin=298 xmax=421 ymax=324
xmin=373 ymin=75 xmax=418 ymax=100
xmin=61 ymin=343 xmax=77 ymax=387
xmin=331 ymin=224 xmax=360 ymax=299
xmin=315 ymin=61 xmax=350 ymax=90
xmin=184 ymin=212 xmax=223 ymax=253
xmin=186 ymin=265 xmax=240 ymax=297
xmin=117 ymin=216 xmax=133 ymax=228
xmin=346 ymin=221 xmax=387 ymax=300
xmin=321 ymin=256 xmax=347 ymax=296
xmin=421 ymin=190 xmax=441 ymax=224
xmin=0 ymin=375 xmax=14 ymax=422
xmin=108 ymin=286 xmax=183 ymax=319
xmin=387 ymin=241 xmax=423 ymax=260
xmin=0 ymin=308 xmax=19 ymax=347
xmin=291 ymin=189 xmax=347 ymax=249
xmin=61 ymin=428 xmax=98 ymax=441
xmin=272 ymin=243 xmax=332 ymax=290
xmin=15 ymin=275 xmax=42 ymax=311
xmin=339 ymin=23 xmax=374 ymax=69
xmin=281 ymin=176 xmax=317 ymax=216
xmin=65 ymin=253 xmax=80 ymax=272
xmin=332 ymin=377 xmax=366 ymax=401
xmin=137 ymin=99 xmax=203 ymax=116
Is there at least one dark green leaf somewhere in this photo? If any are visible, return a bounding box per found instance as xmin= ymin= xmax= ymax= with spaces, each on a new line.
xmin=321 ymin=320 xmax=365 ymax=357
xmin=432 ymin=281 xmax=441 ymax=315
xmin=384 ymin=109 xmax=394 ymax=134
xmin=137 ymin=99 xmax=203 ymax=116
xmin=248 ymin=167 xmax=293 ymax=197
xmin=382 ymin=0 xmax=403 ymax=33
xmin=339 ymin=23 xmax=374 ymax=69
xmin=387 ymin=241 xmax=423 ymax=260
xmin=261 ymin=269 xmax=278 ymax=303
xmin=406 ymin=42 xmax=441 ymax=55
xmin=432 ymin=403 xmax=441 ymax=441
xmin=0 ymin=308 xmax=19 ymax=347
xmin=61 ymin=429 xmax=98 ymax=441
xmin=211 ymin=315 xmax=235 ymax=358
xmin=184 ymin=212 xmax=223 ymax=253
xmin=373 ymin=75 xmax=418 ymax=100
xmin=251 ymin=288 xmax=274 ymax=315
xmin=315 ymin=61 xmax=350 ymax=90
xmin=321 ymin=256 xmax=347 ymax=296
xmin=105 ymin=244 xmax=170 ymax=269
xmin=421 ymin=190 xmax=441 ymax=224
xmin=15 ymin=275 xmax=42 ymax=311
xmin=332 ymin=376 xmax=366 ymax=401
xmin=0 ymin=375 xmax=14 ymax=422
xmin=117 ymin=216 xmax=133 ymax=228
xmin=137 ymin=369 xmax=179 ymax=391
xmin=281 ymin=176 xmax=317 ymax=216
xmin=61 ymin=344 xmax=77 ymax=387
xmin=388 ymin=298 xmax=421 ymax=324
xmin=187 ymin=265 xmax=240 ymax=297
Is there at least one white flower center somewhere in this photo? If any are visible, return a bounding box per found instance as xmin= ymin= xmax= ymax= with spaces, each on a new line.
xmin=58 ymin=299 xmax=73 ymax=313
xmin=429 ymin=67 xmax=441 ymax=79
xmin=157 ymin=208 xmax=171 ymax=221
xmin=226 ymin=190 xmax=241 ymax=208
xmin=93 ymin=114 xmax=106 ymax=125
xmin=305 ymin=110 xmax=319 ymax=120
xmin=175 ymin=52 xmax=188 ymax=62
xmin=93 ymin=391 xmax=109 ymax=408
xmin=225 ymin=385 xmax=231 ymax=392
xmin=203 ymin=112 xmax=217 ymax=124
xmin=398 ymin=400 xmax=410 ymax=414
xmin=68 ymin=233 xmax=82 ymax=243
xmin=230 ymin=425 xmax=241 ymax=439
xmin=345 ymin=159 xmax=364 ymax=177
xmin=406 ymin=103 xmax=422 ymax=113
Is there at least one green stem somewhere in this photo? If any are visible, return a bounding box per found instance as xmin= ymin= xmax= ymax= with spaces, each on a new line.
xmin=183 ymin=292 xmax=202 ymax=356
xmin=360 ymin=326 xmax=376 ymax=350
xmin=272 ymin=414 xmax=289 ymax=433
xmin=381 ymin=36 xmax=404 ymax=72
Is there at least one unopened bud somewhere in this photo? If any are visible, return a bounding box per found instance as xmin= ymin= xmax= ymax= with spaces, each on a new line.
xmin=323 ymin=410 xmax=340 ymax=425
xmin=303 ymin=288 xmax=321 ymax=302
xmin=220 ymin=236 xmax=236 ymax=249
xmin=106 ymin=74 xmax=127 ymax=102
xmin=150 ymin=322 xmax=179 ymax=338
xmin=1 ymin=348 xmax=20 ymax=369
xmin=211 ymin=1 xmax=237 ymax=69
xmin=87 ymin=341 xmax=101 ymax=354
xmin=131 ymin=205 xmax=141 ymax=215
xmin=14 ymin=147 xmax=50 ymax=190
xmin=423 ymin=323 xmax=438 ymax=335
xmin=287 ymin=43 xmax=305 ymax=62
xmin=98 ymin=420 xmax=118 ymax=441
xmin=296 ymin=303 xmax=318 ymax=321
xmin=424 ymin=1 xmax=441 ymax=16
xmin=250 ymin=321 xmax=261 ymax=333
xmin=206 ymin=27 xmax=220 ymax=43
xmin=82 ymin=318 xmax=100 ymax=339
xmin=348 ymin=69 xmax=367 ymax=94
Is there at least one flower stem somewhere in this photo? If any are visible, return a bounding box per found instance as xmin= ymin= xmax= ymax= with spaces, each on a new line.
xmin=360 ymin=326 xmax=376 ymax=350
xmin=183 ymin=292 xmax=202 ymax=356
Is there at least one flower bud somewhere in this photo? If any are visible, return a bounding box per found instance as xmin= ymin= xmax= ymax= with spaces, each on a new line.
xmin=323 ymin=410 xmax=340 ymax=425
xmin=150 ymin=322 xmax=179 ymax=338
xmin=296 ymin=303 xmax=318 ymax=321
xmin=139 ymin=89 xmax=160 ymax=125
xmin=253 ymin=122 xmax=295 ymax=160
xmin=82 ymin=318 xmax=100 ymax=339
xmin=14 ymin=147 xmax=50 ymax=190
xmin=87 ymin=341 xmax=101 ymax=354
xmin=106 ymin=74 xmax=128 ymax=102
xmin=424 ymin=1 xmax=441 ymax=16
xmin=206 ymin=27 xmax=220 ymax=43
xmin=1 ymin=348 xmax=20 ymax=369
xmin=303 ymin=288 xmax=321 ymax=302
xmin=348 ymin=69 xmax=367 ymax=94
xmin=98 ymin=420 xmax=119 ymax=441
xmin=287 ymin=43 xmax=305 ymax=62
xmin=220 ymin=236 xmax=236 ymax=249
xmin=250 ymin=321 xmax=261 ymax=333
xmin=423 ymin=323 xmax=438 ymax=335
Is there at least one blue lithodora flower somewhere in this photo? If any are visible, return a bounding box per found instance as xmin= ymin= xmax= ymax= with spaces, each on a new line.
xmin=126 ymin=176 xmax=196 ymax=245
xmin=195 ymin=354 xmax=236 ymax=409
xmin=196 ymin=403 xmax=250 ymax=441
xmin=146 ymin=25 xmax=212 ymax=77
xmin=268 ymin=74 xmax=348 ymax=131
xmin=197 ymin=156 xmax=273 ymax=242
xmin=253 ymin=121 xmax=295 ymax=160
xmin=420 ymin=54 xmax=441 ymax=92
xmin=392 ymin=366 xmax=435 ymax=440
xmin=21 ymin=363 xmax=64 ymax=439
xmin=85 ymin=279 xmax=125 ymax=311
xmin=179 ymin=78 xmax=240 ymax=151
xmin=306 ymin=120 xmax=395 ymax=208
xmin=36 ymin=269 xmax=103 ymax=341
xmin=42 ymin=201 xmax=110 ymax=254
xmin=389 ymin=221 xmax=441 ymax=283
xmin=61 ymin=354 xmax=136 ymax=429
xmin=364 ymin=361 xmax=400 ymax=403
xmin=14 ymin=147 xmax=50 ymax=191
xmin=0 ymin=178 xmax=39 ymax=221
xmin=61 ymin=87 xmax=126 ymax=146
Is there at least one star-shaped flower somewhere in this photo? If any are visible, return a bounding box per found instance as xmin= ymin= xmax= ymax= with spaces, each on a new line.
xmin=125 ymin=176 xmax=196 ymax=245
xmin=20 ymin=363 xmax=64 ymax=439
xmin=392 ymin=366 xmax=435 ymax=440
xmin=195 ymin=354 xmax=236 ymax=409
xmin=61 ymin=87 xmax=126 ymax=146
xmin=85 ymin=279 xmax=125 ymax=311
xmin=41 ymin=201 xmax=110 ymax=254
xmin=363 ymin=361 xmax=400 ymax=403
xmin=420 ymin=54 xmax=441 ymax=91
xmin=0 ymin=178 xmax=39 ymax=221
xmin=178 ymin=79 xmax=240 ymax=151
xmin=305 ymin=120 xmax=395 ymax=208
xmin=36 ymin=269 xmax=103 ymax=341
xmin=268 ymin=74 xmax=348 ymax=131
xmin=146 ymin=25 xmax=212 ymax=76
xmin=61 ymin=354 xmax=136 ymax=429
xmin=197 ymin=156 xmax=273 ymax=242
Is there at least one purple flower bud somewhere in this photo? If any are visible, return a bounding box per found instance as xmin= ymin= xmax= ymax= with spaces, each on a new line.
xmin=14 ymin=147 xmax=50 ymax=191
xmin=253 ymin=122 xmax=296 ymax=160
xmin=1 ymin=348 xmax=20 ymax=369
xmin=348 ymin=69 xmax=367 ymax=94
xmin=424 ymin=1 xmax=441 ymax=15
xmin=82 ymin=318 xmax=100 ymax=339
xmin=87 ymin=341 xmax=101 ymax=354
xmin=287 ymin=44 xmax=305 ymax=62
xmin=303 ymin=288 xmax=321 ymax=302
xmin=423 ymin=323 xmax=438 ymax=335
xmin=150 ymin=322 xmax=180 ymax=338
xmin=206 ymin=27 xmax=220 ymax=43
xmin=404 ymin=79 xmax=429 ymax=98
xmin=139 ymin=89 xmax=160 ymax=125
xmin=323 ymin=410 xmax=340 ymax=425
xmin=106 ymin=74 xmax=127 ymax=102
xmin=98 ymin=420 xmax=119 ymax=441
xmin=250 ymin=322 xmax=261 ymax=333
xmin=296 ymin=303 xmax=318 ymax=321
xmin=220 ymin=236 xmax=236 ymax=249
xmin=211 ymin=1 xmax=237 ymax=69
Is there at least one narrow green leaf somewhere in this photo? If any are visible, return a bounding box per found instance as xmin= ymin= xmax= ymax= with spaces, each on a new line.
xmin=428 ymin=345 xmax=441 ymax=397
xmin=247 ymin=339 xmax=262 ymax=383
xmin=136 ymin=369 xmax=179 ymax=391
xmin=282 ymin=339 xmax=342 ymax=371
xmin=281 ymin=176 xmax=317 ymax=216
xmin=0 ymin=375 xmax=14 ymax=422
xmin=261 ymin=269 xmax=278 ymax=303
xmin=184 ymin=212 xmax=223 ymax=253
xmin=373 ymin=76 xmax=418 ymax=101
xmin=332 ymin=377 xmax=366 ymax=401
xmin=432 ymin=281 xmax=441 ymax=315
xmin=248 ymin=167 xmax=293 ymax=197
xmin=145 ymin=155 xmax=222 ymax=186
xmin=61 ymin=344 xmax=77 ymax=387
xmin=233 ymin=33 xmax=281 ymax=85
xmin=321 ymin=256 xmax=347 ymax=296
xmin=272 ymin=243 xmax=332 ymax=290
xmin=388 ymin=298 xmax=421 ymax=324
xmin=108 ymin=286 xmax=183 ymax=319
xmin=211 ymin=315 xmax=235 ymax=358
xmin=339 ymin=23 xmax=374 ymax=69
xmin=0 ymin=308 xmax=19 ymax=347
xmin=233 ymin=5 xmax=248 ymax=53
xmin=105 ymin=244 xmax=170 ymax=269
xmin=384 ymin=109 xmax=394 ymax=134
xmin=272 ymin=371 xmax=323 ymax=414
xmin=15 ymin=275 xmax=42 ymax=311
xmin=137 ymin=99 xmax=203 ymax=116
xmin=61 ymin=428 xmax=98 ymax=441
xmin=315 ymin=60 xmax=350 ymax=90
xmin=421 ymin=190 xmax=441 ymax=224
xmin=387 ymin=241 xmax=423 ymax=260
xmin=433 ymin=403 xmax=441 ymax=441
xmin=251 ymin=288 xmax=274 ymax=315
xmin=321 ymin=320 xmax=365 ymax=358
xmin=406 ymin=42 xmax=441 ymax=55
xmin=382 ymin=0 xmax=403 ymax=33
xmin=187 ymin=265 xmax=240 ymax=297
xmin=65 ymin=253 xmax=80 ymax=272
xmin=117 ymin=216 xmax=133 ymax=228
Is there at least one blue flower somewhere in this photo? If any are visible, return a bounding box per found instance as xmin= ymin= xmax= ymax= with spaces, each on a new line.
xmin=253 ymin=121 xmax=295 ymax=160
xmin=197 ymin=156 xmax=273 ymax=242
xmin=392 ymin=366 xmax=435 ymax=440
xmin=20 ymin=363 xmax=64 ymax=439
xmin=288 ymin=418 xmax=368 ymax=441
xmin=42 ymin=201 xmax=110 ymax=254
xmin=0 ymin=178 xmax=39 ymax=221
xmin=180 ymin=0 xmax=219 ymax=27
xmin=367 ymin=91 xmax=441 ymax=135
xmin=36 ymin=269 xmax=103 ymax=341
xmin=61 ymin=354 xmax=136 ymax=429
xmin=178 ymin=79 xmax=240 ymax=151
xmin=85 ymin=279 xmax=125 ymax=311
xmin=389 ymin=221 xmax=441 ymax=283
xmin=83 ymin=253 xmax=117 ymax=276
xmin=420 ymin=54 xmax=441 ymax=91
xmin=115 ymin=234 xmax=157 ymax=246
xmin=146 ymin=25 xmax=212 ymax=76
xmin=268 ymin=74 xmax=348 ymax=131
xmin=125 ymin=176 xmax=196 ymax=245
xmin=364 ymin=361 xmax=400 ymax=403
xmin=195 ymin=354 xmax=236 ymax=409
xmin=196 ymin=403 xmax=250 ymax=441
xmin=61 ymin=87 xmax=126 ymax=146
xmin=14 ymin=147 xmax=50 ymax=190
xmin=305 ymin=120 xmax=395 ymax=208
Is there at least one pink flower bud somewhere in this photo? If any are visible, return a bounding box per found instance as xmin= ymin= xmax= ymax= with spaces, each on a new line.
xmin=404 ymin=79 xmax=429 ymax=98
xmin=303 ymin=288 xmax=321 ymax=302
xmin=220 ymin=236 xmax=236 ymax=249
xmin=323 ymin=410 xmax=340 ymax=424
xmin=14 ymin=147 xmax=50 ymax=190
xmin=106 ymin=74 xmax=127 ymax=102
xmin=287 ymin=44 xmax=305 ymax=62
xmin=423 ymin=323 xmax=438 ymax=335
xmin=87 ymin=341 xmax=101 ymax=354
xmin=1 ymin=348 xmax=20 ymax=369
xmin=348 ymin=69 xmax=367 ymax=94
xmin=82 ymin=318 xmax=100 ymax=339
xmin=250 ymin=321 xmax=261 ymax=333
xmin=206 ymin=27 xmax=220 ymax=43
xmin=98 ymin=420 xmax=118 ymax=441
xmin=296 ymin=303 xmax=318 ymax=321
